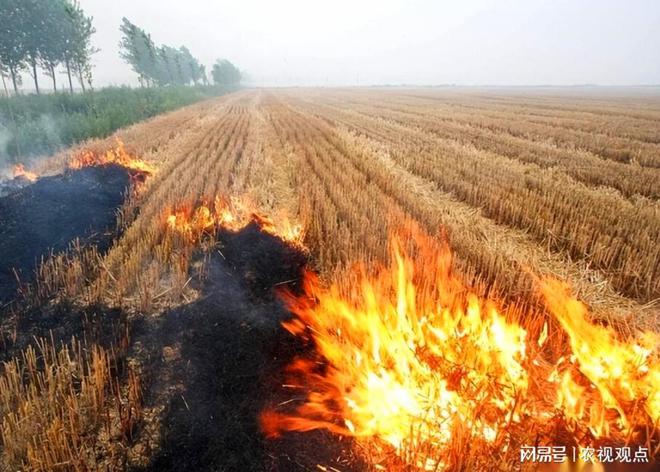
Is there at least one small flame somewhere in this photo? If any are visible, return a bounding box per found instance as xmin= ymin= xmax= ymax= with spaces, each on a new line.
xmin=165 ymin=196 xmax=304 ymax=246
xmin=69 ymin=139 xmax=156 ymax=175
xmin=13 ymin=164 xmax=38 ymax=182
xmin=261 ymin=224 xmax=658 ymax=469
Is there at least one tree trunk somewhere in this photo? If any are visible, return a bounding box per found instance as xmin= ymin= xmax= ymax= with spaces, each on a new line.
xmin=10 ymin=66 xmax=18 ymax=95
xmin=49 ymin=64 xmax=57 ymax=92
xmin=1 ymin=72 xmax=8 ymax=97
xmin=75 ymin=66 xmax=86 ymax=92
xmin=66 ymin=60 xmax=74 ymax=94
xmin=31 ymin=58 xmax=40 ymax=95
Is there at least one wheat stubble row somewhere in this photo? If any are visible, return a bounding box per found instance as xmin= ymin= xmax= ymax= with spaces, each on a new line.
xmin=32 ymin=88 xmax=658 ymax=328
xmin=3 ymin=87 xmax=658 ymax=470
xmin=277 ymin=90 xmax=660 ymax=306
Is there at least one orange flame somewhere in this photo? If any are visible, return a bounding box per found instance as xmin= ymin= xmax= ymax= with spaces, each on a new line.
xmin=69 ymin=139 xmax=156 ymax=175
xmin=165 ymin=196 xmax=304 ymax=246
xmin=261 ymin=225 xmax=658 ymax=469
xmin=13 ymin=164 xmax=38 ymax=182
xmin=542 ymin=279 xmax=659 ymax=440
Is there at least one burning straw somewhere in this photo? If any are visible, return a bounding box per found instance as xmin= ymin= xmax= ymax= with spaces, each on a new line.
xmin=261 ymin=222 xmax=659 ymax=470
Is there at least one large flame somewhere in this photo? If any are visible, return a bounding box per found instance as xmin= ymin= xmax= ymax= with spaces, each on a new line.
xmin=13 ymin=163 xmax=38 ymax=182
xmin=69 ymin=139 xmax=155 ymax=175
xmin=165 ymin=196 xmax=304 ymax=246
xmin=261 ymin=225 xmax=658 ymax=469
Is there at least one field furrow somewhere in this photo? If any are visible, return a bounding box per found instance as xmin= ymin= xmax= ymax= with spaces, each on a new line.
xmin=281 ymin=92 xmax=660 ymax=303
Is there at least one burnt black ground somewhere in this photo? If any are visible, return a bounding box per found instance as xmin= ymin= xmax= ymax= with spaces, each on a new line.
xmin=0 ymin=301 xmax=126 ymax=363
xmin=139 ymin=225 xmax=364 ymax=472
xmin=0 ymin=169 xmax=364 ymax=469
xmin=0 ymin=164 xmax=132 ymax=304
xmin=0 ymin=175 xmax=33 ymax=197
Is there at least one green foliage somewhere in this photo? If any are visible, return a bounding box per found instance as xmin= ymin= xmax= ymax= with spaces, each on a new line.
xmin=119 ymin=18 xmax=205 ymax=87
xmin=119 ymin=18 xmax=158 ymax=86
xmin=0 ymin=0 xmax=96 ymax=94
xmin=0 ymin=85 xmax=234 ymax=162
xmin=0 ymin=0 xmax=29 ymax=92
xmin=212 ymin=59 xmax=241 ymax=86
xmin=64 ymin=0 xmax=97 ymax=92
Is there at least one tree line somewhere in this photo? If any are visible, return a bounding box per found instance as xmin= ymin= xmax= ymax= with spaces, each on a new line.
xmin=119 ymin=19 xmax=242 ymax=87
xmin=0 ymin=0 xmax=96 ymax=95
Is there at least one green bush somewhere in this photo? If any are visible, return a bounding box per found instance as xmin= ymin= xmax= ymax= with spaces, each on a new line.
xmin=0 ymin=85 xmax=235 ymax=162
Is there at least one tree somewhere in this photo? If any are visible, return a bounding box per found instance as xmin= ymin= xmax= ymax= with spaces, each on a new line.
xmin=119 ymin=18 xmax=156 ymax=86
xmin=199 ymin=64 xmax=209 ymax=86
xmin=0 ymin=0 xmax=28 ymax=94
xmin=212 ymin=59 xmax=241 ymax=86
xmin=119 ymin=19 xmax=205 ymax=87
xmin=157 ymin=45 xmax=180 ymax=85
xmin=39 ymin=0 xmax=69 ymax=92
xmin=21 ymin=0 xmax=48 ymax=95
xmin=178 ymin=46 xmax=200 ymax=85
xmin=190 ymin=61 xmax=203 ymax=85
xmin=0 ymin=0 xmax=96 ymax=95
xmin=63 ymin=0 xmax=97 ymax=93
xmin=0 ymin=63 xmax=10 ymax=96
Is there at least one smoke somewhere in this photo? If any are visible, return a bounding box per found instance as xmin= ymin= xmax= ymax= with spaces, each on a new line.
xmin=0 ymin=112 xmax=62 ymax=173
xmin=37 ymin=113 xmax=62 ymax=150
xmin=0 ymin=126 xmax=11 ymax=169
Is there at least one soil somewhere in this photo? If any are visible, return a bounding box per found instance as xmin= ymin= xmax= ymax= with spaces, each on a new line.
xmin=0 ymin=300 xmax=126 ymax=363
xmin=0 ymin=168 xmax=365 ymax=470
xmin=0 ymin=164 xmax=132 ymax=304
xmin=133 ymin=225 xmax=364 ymax=471
xmin=0 ymin=175 xmax=33 ymax=197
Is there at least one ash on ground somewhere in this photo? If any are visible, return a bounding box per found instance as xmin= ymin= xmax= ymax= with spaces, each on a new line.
xmin=133 ymin=224 xmax=364 ymax=471
xmin=0 ymin=164 xmax=133 ymax=304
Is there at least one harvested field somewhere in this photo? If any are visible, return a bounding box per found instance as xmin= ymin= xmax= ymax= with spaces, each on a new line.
xmin=0 ymin=87 xmax=659 ymax=471
xmin=0 ymin=164 xmax=136 ymax=304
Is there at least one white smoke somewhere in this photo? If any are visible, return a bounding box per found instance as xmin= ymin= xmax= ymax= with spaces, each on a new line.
xmin=0 ymin=126 xmax=12 ymax=175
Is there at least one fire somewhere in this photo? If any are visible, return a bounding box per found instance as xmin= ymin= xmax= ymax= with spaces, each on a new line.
xmin=165 ymin=196 xmax=304 ymax=246
xmin=261 ymin=225 xmax=658 ymax=469
xmin=542 ymin=279 xmax=659 ymax=440
xmin=13 ymin=163 xmax=38 ymax=182
xmin=263 ymin=226 xmax=531 ymax=468
xmin=69 ymin=139 xmax=156 ymax=175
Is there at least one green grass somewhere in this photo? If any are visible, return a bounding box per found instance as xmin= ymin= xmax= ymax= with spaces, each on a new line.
xmin=0 ymin=85 xmax=235 ymax=162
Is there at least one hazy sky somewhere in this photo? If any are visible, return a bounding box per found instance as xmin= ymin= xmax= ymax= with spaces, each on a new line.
xmin=79 ymin=0 xmax=660 ymax=87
